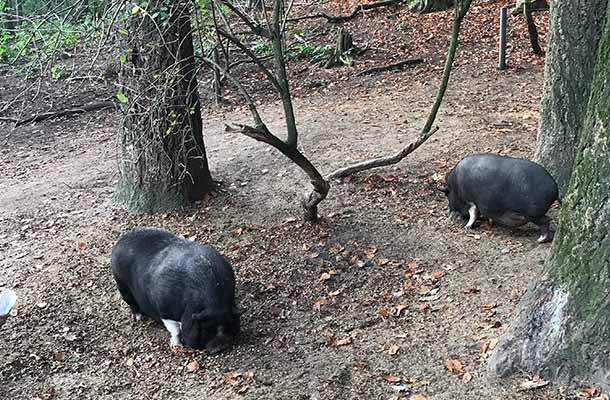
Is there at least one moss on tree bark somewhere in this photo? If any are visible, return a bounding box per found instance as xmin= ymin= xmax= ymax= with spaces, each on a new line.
xmin=488 ymin=3 xmax=610 ymax=388
xmin=534 ymin=0 xmax=608 ymax=197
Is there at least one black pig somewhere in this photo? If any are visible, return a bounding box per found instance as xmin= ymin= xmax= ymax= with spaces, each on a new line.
xmin=438 ymin=154 xmax=559 ymax=243
xmin=110 ymin=228 xmax=240 ymax=353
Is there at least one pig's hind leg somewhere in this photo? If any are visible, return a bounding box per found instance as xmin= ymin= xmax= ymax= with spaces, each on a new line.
xmin=533 ymin=215 xmax=552 ymax=243
xmin=464 ymin=203 xmax=478 ymax=230
xmin=114 ymin=279 xmax=143 ymax=321
xmin=162 ymin=319 xmax=184 ymax=352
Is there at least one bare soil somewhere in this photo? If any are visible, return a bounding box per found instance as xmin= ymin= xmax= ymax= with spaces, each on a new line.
xmin=1 ymin=2 xmax=579 ymax=400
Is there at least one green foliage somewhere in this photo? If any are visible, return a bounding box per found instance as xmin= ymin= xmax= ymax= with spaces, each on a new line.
xmin=287 ymin=42 xmax=332 ymax=62
xmin=50 ymin=65 xmax=68 ymax=80
xmin=253 ymin=39 xmax=273 ymax=57
xmin=0 ymin=14 xmax=104 ymax=78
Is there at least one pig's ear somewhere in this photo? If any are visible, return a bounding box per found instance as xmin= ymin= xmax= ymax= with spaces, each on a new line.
xmin=437 ymin=184 xmax=449 ymax=194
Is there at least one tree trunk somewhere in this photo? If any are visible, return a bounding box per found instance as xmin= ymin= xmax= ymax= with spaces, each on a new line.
xmin=523 ymin=4 xmax=544 ymax=56
xmin=115 ymin=1 xmax=214 ymax=212
xmin=534 ymin=0 xmax=608 ymax=197
xmin=488 ymin=4 xmax=610 ymax=389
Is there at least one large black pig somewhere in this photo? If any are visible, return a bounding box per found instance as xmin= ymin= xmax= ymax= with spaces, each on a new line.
xmin=438 ymin=154 xmax=559 ymax=243
xmin=110 ymin=228 xmax=241 ymax=353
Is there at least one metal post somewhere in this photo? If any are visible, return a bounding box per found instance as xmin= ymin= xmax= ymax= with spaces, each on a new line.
xmin=499 ymin=7 xmax=508 ymax=70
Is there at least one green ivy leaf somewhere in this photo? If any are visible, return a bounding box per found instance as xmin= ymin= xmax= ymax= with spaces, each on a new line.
xmin=116 ymin=91 xmax=128 ymax=103
xmin=119 ymin=53 xmax=127 ymax=63
xmin=117 ymin=28 xmax=129 ymax=36
xmin=131 ymin=5 xmax=140 ymax=14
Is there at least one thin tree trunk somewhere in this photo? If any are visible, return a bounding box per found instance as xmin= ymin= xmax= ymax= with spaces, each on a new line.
xmin=523 ymin=4 xmax=543 ymax=56
xmin=534 ymin=0 xmax=608 ymax=197
xmin=115 ymin=1 xmax=214 ymax=212
xmin=488 ymin=4 xmax=610 ymax=388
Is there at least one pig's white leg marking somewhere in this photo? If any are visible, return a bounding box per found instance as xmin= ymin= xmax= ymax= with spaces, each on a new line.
xmin=464 ymin=203 xmax=477 ymax=229
xmin=162 ymin=319 xmax=183 ymax=351
xmin=132 ymin=312 xmax=142 ymax=321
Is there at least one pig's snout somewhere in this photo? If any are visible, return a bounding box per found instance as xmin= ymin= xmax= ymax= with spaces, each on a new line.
xmin=205 ymin=325 xmax=234 ymax=354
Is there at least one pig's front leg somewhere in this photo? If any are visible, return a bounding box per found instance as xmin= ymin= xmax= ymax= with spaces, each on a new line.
xmin=464 ymin=203 xmax=478 ymax=230
xmin=162 ymin=319 xmax=184 ymax=352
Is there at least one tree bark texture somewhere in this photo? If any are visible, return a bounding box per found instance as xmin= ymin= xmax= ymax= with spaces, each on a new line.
xmin=488 ymin=4 xmax=610 ymax=388
xmin=534 ymin=0 xmax=608 ymax=197
xmin=115 ymin=1 xmax=214 ymax=212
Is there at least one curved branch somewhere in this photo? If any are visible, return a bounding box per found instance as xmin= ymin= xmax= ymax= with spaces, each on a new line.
xmin=226 ymin=123 xmax=329 ymax=221
xmin=326 ymin=0 xmax=473 ymax=180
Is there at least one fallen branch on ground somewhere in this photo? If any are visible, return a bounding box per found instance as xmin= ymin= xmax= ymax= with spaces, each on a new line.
xmin=2 ymin=101 xmax=116 ymax=127
xmin=288 ymin=0 xmax=406 ymax=23
xmin=355 ymin=58 xmax=424 ymax=76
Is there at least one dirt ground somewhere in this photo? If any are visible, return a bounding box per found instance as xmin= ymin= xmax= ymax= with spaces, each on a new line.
xmin=0 ymin=2 xmax=581 ymax=400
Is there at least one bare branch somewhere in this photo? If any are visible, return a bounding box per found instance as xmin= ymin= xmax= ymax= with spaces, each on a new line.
xmin=326 ymin=0 xmax=473 ymax=180
xmin=216 ymin=28 xmax=282 ymax=91
xmin=217 ymin=0 xmax=271 ymax=37
xmin=326 ymin=127 xmax=439 ymax=180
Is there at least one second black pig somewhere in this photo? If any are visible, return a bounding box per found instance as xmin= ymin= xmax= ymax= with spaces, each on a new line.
xmin=438 ymin=154 xmax=559 ymax=243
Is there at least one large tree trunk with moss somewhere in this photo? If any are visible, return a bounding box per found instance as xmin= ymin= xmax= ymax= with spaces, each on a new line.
xmin=534 ymin=0 xmax=608 ymax=197
xmin=488 ymin=5 xmax=610 ymax=388
xmin=115 ymin=1 xmax=214 ymax=212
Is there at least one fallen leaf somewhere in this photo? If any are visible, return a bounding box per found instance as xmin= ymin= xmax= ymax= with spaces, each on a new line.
xmin=78 ymin=241 xmax=87 ymax=250
xmin=419 ymin=286 xmax=431 ymax=295
xmin=434 ymin=159 xmax=447 ymax=168
xmin=242 ymin=370 xmax=255 ymax=379
xmin=577 ymin=387 xmax=600 ymax=398
xmin=488 ymin=338 xmax=498 ymax=350
xmin=519 ymin=378 xmax=549 ymax=391
xmin=382 ymin=175 xmax=395 ymax=182
xmin=312 ymin=297 xmax=330 ymax=312
xmin=377 ymin=258 xmax=390 ymax=266
xmin=431 ymin=271 xmax=445 ymax=280
xmin=335 ymin=337 xmax=352 ymax=346
xmin=125 ymin=357 xmax=134 ymax=366
xmin=237 ymin=385 xmax=249 ymax=394
xmin=224 ymin=371 xmax=242 ymax=385
xmin=394 ymin=304 xmax=408 ymax=316
xmin=482 ymin=303 xmax=498 ymax=310
xmin=480 ymin=340 xmax=490 ymax=354
xmin=445 ymin=359 xmax=463 ymax=374
xmin=378 ymin=307 xmax=390 ymax=318
xmin=410 ymin=394 xmax=427 ymax=400
xmin=462 ymin=371 xmax=472 ymax=383
xmin=386 ymin=344 xmax=400 ymax=355
xmin=463 ymin=287 xmax=481 ymax=294
xmin=383 ymin=374 xmax=402 ymax=383
xmin=354 ymin=361 xmax=366 ymax=369
xmin=407 ymin=260 xmax=418 ymax=270
xmin=319 ymin=272 xmax=332 ymax=281
xmin=186 ymin=359 xmax=199 ymax=372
